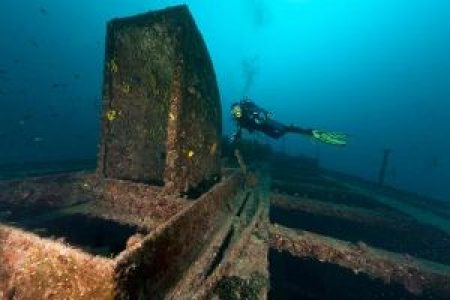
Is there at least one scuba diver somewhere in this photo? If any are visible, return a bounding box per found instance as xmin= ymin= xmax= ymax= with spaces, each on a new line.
xmin=230 ymin=98 xmax=348 ymax=146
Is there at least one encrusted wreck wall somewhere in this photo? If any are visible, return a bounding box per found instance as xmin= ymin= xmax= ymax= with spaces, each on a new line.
xmin=0 ymin=226 xmax=115 ymax=300
xmin=113 ymin=172 xmax=243 ymax=299
xmin=99 ymin=5 xmax=221 ymax=195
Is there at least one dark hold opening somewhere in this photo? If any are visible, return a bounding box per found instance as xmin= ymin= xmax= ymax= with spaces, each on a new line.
xmin=29 ymin=213 xmax=138 ymax=257
xmin=145 ymin=178 xmax=165 ymax=187
xmin=1 ymin=202 xmax=140 ymax=257
xmin=184 ymin=176 xmax=221 ymax=199
xmin=270 ymin=205 xmax=450 ymax=265
xmin=205 ymin=227 xmax=234 ymax=278
xmin=160 ymin=152 xmax=167 ymax=160
xmin=269 ymin=249 xmax=443 ymax=300
xmin=237 ymin=192 xmax=251 ymax=217
xmin=271 ymin=181 xmax=386 ymax=210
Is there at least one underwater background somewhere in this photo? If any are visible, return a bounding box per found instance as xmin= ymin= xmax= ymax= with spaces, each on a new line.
xmin=0 ymin=0 xmax=449 ymax=201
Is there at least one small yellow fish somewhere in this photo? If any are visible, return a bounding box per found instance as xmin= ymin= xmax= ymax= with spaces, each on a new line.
xmin=187 ymin=150 xmax=194 ymax=158
xmin=121 ymin=82 xmax=131 ymax=94
xmin=169 ymin=112 xmax=175 ymax=121
xmin=106 ymin=110 xmax=118 ymax=121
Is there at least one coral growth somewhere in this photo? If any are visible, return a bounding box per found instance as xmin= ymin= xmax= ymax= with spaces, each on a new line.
xmin=0 ymin=226 xmax=114 ymax=299
xmin=214 ymin=272 xmax=267 ymax=300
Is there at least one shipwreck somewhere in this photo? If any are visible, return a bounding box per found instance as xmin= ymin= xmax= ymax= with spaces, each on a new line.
xmin=1 ymin=5 xmax=450 ymax=300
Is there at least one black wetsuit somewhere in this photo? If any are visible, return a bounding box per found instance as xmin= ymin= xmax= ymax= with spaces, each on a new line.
xmin=231 ymin=100 xmax=313 ymax=142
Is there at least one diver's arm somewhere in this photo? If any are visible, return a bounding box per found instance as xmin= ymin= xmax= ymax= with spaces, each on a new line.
xmin=229 ymin=127 xmax=242 ymax=144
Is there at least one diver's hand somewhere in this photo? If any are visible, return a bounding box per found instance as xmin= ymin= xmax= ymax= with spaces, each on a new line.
xmin=312 ymin=130 xmax=348 ymax=146
xmin=229 ymin=132 xmax=238 ymax=144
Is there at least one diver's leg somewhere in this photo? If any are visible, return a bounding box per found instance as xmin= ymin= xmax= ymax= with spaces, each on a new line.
xmin=265 ymin=129 xmax=286 ymax=139
xmin=262 ymin=118 xmax=314 ymax=139
xmin=261 ymin=120 xmax=289 ymax=139
xmin=284 ymin=125 xmax=314 ymax=136
xmin=264 ymin=121 xmax=347 ymax=146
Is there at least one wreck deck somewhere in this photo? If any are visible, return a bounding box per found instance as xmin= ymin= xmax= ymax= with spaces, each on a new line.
xmin=268 ymin=158 xmax=450 ymax=300
xmin=0 ymin=168 xmax=269 ymax=299
xmin=1 ymin=155 xmax=450 ymax=299
xmin=0 ymin=172 xmax=190 ymax=256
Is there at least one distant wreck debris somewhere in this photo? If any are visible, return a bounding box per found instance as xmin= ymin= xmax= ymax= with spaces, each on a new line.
xmin=100 ymin=5 xmax=221 ymax=197
xmin=378 ymin=148 xmax=391 ymax=186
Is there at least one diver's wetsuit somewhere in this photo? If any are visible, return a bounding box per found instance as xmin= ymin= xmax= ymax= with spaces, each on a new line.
xmin=230 ymin=100 xmax=314 ymax=143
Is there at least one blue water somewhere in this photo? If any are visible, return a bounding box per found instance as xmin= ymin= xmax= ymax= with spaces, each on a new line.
xmin=0 ymin=0 xmax=449 ymax=200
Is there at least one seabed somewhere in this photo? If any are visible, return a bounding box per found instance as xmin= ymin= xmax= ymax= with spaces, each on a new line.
xmin=1 ymin=4 xmax=450 ymax=300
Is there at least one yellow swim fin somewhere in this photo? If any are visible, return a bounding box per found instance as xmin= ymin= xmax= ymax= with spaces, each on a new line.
xmin=312 ymin=130 xmax=348 ymax=146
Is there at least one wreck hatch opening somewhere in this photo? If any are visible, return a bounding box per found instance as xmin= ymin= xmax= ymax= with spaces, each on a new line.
xmin=1 ymin=200 xmax=140 ymax=257
xmin=271 ymin=182 xmax=386 ymax=210
xmin=270 ymin=205 xmax=450 ymax=265
xmin=268 ymin=249 xmax=444 ymax=300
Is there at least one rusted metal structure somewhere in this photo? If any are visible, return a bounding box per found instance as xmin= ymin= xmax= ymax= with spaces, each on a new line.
xmin=0 ymin=170 xmax=268 ymax=299
xmin=99 ymin=5 xmax=221 ymax=196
